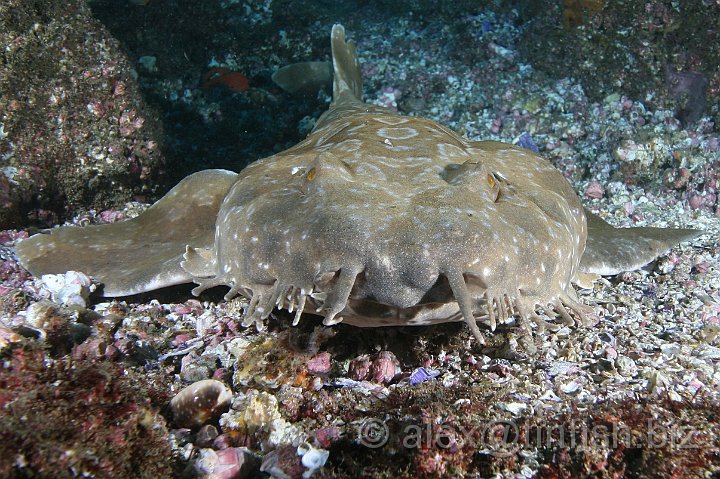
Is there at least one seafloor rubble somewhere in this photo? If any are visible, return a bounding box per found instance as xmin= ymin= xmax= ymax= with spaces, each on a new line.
xmin=1 ymin=1 xmax=720 ymax=478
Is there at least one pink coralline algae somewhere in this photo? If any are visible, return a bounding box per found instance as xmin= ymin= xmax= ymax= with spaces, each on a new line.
xmin=584 ymin=181 xmax=605 ymax=199
xmin=313 ymin=425 xmax=341 ymax=448
xmin=98 ymin=210 xmax=126 ymax=224
xmin=0 ymin=229 xmax=28 ymax=245
xmin=348 ymin=354 xmax=372 ymax=381
xmin=348 ymin=351 xmax=401 ymax=384
xmin=370 ymin=351 xmax=401 ymax=384
xmin=689 ymin=194 xmax=705 ymax=210
xmin=0 ymin=257 xmax=31 ymax=292
xmin=118 ymin=109 xmax=146 ymax=138
xmin=213 ymin=448 xmax=253 ymax=479
xmin=0 ymin=343 xmax=176 ymax=477
xmin=306 ymin=352 xmax=332 ymax=375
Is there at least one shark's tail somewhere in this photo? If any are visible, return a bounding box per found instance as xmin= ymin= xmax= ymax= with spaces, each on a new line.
xmin=330 ymin=24 xmax=362 ymax=104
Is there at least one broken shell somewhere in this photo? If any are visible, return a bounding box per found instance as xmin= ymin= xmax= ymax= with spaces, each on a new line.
xmin=194 ymin=447 xmax=256 ymax=479
xmin=409 ymin=367 xmax=440 ymax=385
xmin=298 ymin=442 xmax=329 ymax=477
xmin=171 ymin=379 xmax=233 ymax=428
xmin=39 ymin=271 xmax=95 ymax=308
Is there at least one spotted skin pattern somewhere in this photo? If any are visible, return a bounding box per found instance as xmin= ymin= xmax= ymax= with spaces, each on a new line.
xmin=15 ymin=25 xmax=700 ymax=343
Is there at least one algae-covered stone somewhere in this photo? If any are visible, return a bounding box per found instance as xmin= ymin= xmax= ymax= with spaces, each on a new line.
xmin=0 ymin=0 xmax=166 ymax=228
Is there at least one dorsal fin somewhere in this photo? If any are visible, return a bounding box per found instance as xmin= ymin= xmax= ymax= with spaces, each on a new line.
xmin=330 ymin=24 xmax=362 ymax=105
xmin=313 ymin=24 xmax=369 ymax=131
xmin=580 ymin=208 xmax=702 ymax=275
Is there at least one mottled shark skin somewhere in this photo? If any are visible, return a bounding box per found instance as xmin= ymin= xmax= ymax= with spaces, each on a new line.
xmin=15 ymin=25 xmax=701 ymax=344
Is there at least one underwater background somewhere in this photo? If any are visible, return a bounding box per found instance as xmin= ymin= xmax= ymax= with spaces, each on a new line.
xmin=1 ymin=0 xmax=719 ymax=478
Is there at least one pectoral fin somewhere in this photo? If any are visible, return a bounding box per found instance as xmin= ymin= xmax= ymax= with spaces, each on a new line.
xmin=580 ymin=208 xmax=701 ymax=276
xmin=15 ymin=169 xmax=238 ymax=296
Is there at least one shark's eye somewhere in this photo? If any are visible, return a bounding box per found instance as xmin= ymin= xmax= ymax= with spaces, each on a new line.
xmin=306 ymin=167 xmax=317 ymax=181
xmin=486 ymin=174 xmax=496 ymax=189
xmin=487 ymin=173 xmax=501 ymax=202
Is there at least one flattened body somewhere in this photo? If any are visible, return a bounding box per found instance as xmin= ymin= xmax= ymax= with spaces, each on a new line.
xmin=186 ymin=111 xmax=590 ymax=334
xmin=15 ymin=24 xmax=700 ymax=344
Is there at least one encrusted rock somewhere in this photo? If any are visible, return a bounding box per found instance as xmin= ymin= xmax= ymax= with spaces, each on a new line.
xmin=22 ymin=300 xmax=73 ymax=355
xmin=370 ymin=351 xmax=401 ymax=384
xmin=306 ymin=352 xmax=332 ymax=375
xmin=0 ymin=0 xmax=166 ymax=229
xmin=195 ymin=424 xmax=220 ymax=448
xmin=348 ymin=354 xmax=372 ymax=381
xmin=260 ymin=443 xmax=329 ymax=479
xmin=180 ymin=352 xmax=215 ymax=383
xmin=220 ymin=390 xmax=305 ymax=448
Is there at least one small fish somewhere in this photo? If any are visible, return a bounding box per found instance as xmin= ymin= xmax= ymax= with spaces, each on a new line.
xmin=15 ymin=25 xmax=701 ymax=344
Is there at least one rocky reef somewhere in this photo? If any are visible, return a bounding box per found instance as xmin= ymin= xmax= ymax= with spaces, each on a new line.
xmin=0 ymin=0 xmax=167 ymax=229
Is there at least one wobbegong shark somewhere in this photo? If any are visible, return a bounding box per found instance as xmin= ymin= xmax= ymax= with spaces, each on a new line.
xmin=15 ymin=25 xmax=701 ymax=344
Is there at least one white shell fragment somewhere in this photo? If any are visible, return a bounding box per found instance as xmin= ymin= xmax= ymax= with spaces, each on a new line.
xmin=39 ymin=271 xmax=95 ymax=308
xmin=298 ymin=443 xmax=330 ymax=478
